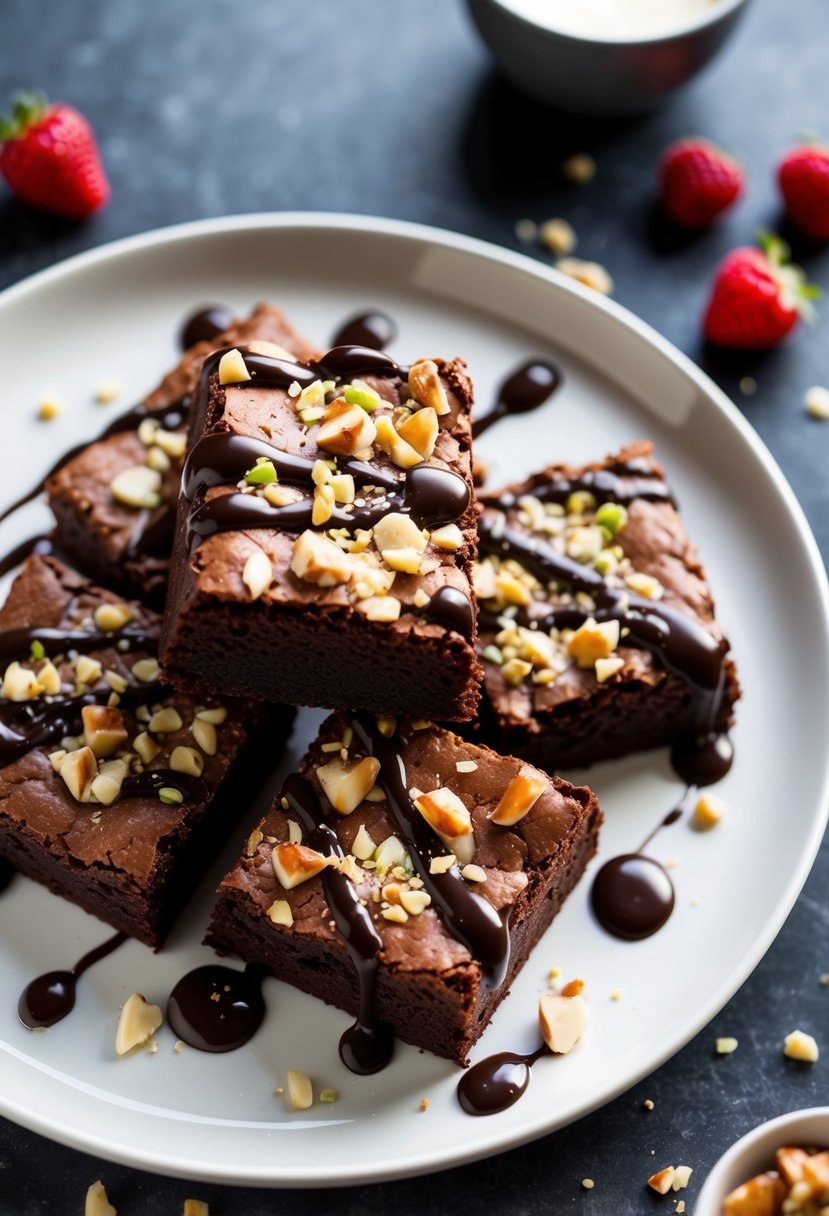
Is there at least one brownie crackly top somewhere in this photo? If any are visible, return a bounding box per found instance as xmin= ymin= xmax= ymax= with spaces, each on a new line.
xmin=218 ymin=713 xmax=598 ymax=976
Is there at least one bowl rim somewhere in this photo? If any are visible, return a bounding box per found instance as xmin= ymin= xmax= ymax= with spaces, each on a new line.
xmin=474 ymin=0 xmax=751 ymax=48
xmin=695 ymin=1107 xmax=829 ymax=1215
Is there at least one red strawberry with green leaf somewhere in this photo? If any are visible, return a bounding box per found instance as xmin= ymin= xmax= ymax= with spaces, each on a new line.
xmin=779 ymin=145 xmax=829 ymax=241
xmin=703 ymin=237 xmax=819 ymax=349
xmin=0 ymin=91 xmax=109 ymax=219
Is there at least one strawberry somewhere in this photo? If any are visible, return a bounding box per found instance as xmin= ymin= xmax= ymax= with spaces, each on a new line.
xmin=0 ymin=91 xmax=109 ymax=219
xmin=703 ymin=238 xmax=819 ymax=349
xmin=779 ymin=145 xmax=829 ymax=241
xmin=658 ymin=137 xmax=744 ymax=229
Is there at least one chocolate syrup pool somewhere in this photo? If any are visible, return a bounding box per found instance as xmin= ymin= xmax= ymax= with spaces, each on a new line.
xmin=167 ymin=963 xmax=269 ymax=1052
xmin=18 ymin=932 xmax=127 ymax=1029
xmin=457 ymin=1044 xmax=548 ymax=1115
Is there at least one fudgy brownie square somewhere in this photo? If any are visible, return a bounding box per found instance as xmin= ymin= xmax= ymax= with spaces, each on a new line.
xmin=0 ymin=555 xmax=291 ymax=947
xmin=207 ymin=712 xmax=602 ymax=1066
xmin=475 ymin=442 xmax=739 ymax=771
xmin=47 ymin=303 xmax=316 ymax=605
xmin=160 ymin=345 xmax=481 ymax=721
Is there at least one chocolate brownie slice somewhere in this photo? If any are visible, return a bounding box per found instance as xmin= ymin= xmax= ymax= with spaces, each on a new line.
xmin=475 ymin=442 xmax=739 ymax=771
xmin=47 ymin=304 xmax=316 ymax=606
xmin=0 ymin=555 xmax=291 ymax=946
xmin=161 ymin=345 xmax=480 ymax=721
xmin=207 ymin=712 xmax=602 ymax=1066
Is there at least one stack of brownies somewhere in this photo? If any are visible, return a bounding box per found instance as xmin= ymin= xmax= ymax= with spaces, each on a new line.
xmin=0 ymin=302 xmax=737 ymax=1065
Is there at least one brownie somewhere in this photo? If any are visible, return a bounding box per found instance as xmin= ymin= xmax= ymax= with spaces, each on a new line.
xmin=160 ymin=346 xmax=481 ymax=721
xmin=207 ymin=712 xmax=602 ymax=1066
xmin=475 ymin=442 xmax=740 ymax=770
xmin=0 ymin=555 xmax=292 ymax=947
xmin=47 ymin=303 xmax=316 ymax=606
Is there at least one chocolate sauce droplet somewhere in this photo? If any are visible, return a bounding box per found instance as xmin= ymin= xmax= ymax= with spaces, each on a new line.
xmin=422 ymin=587 xmax=474 ymax=639
xmin=472 ymin=359 xmax=561 ymax=439
xmin=405 ymin=465 xmax=471 ymax=528
xmin=457 ymin=1043 xmax=547 ymax=1116
xmin=591 ymin=854 xmax=675 ymax=941
xmin=180 ymin=305 xmax=235 ymax=352
xmin=167 ymin=963 xmax=269 ymax=1052
xmin=18 ymin=932 xmax=127 ymax=1029
xmin=0 ymin=858 xmax=15 ymax=894
xmin=332 ymin=311 xmax=397 ymax=351
xmin=315 ymin=345 xmax=403 ymax=380
xmin=671 ymin=732 xmax=733 ymax=787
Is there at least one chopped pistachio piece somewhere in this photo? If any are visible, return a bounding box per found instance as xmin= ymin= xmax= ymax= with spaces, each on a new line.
xmin=344 ymin=381 xmax=381 ymax=412
xmin=245 ymin=458 xmax=278 ymax=485
xmin=30 ymin=640 xmax=46 ymax=661
xmin=594 ymin=501 xmax=628 ymax=536
xmin=159 ymin=786 xmax=184 ymax=805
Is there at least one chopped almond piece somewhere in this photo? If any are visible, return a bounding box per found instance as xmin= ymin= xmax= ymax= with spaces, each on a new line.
xmin=491 ymin=768 xmax=546 ymax=826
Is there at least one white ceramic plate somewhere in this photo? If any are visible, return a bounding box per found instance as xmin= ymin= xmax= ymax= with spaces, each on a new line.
xmin=0 ymin=214 xmax=827 ymax=1188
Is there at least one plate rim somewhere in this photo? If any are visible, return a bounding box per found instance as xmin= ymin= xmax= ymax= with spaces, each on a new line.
xmin=1 ymin=210 xmax=828 ymax=1187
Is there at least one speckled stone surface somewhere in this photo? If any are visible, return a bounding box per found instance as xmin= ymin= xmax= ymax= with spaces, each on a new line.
xmin=1 ymin=0 xmax=828 ymax=1211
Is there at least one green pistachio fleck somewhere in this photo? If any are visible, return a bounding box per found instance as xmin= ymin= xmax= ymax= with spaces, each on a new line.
xmin=298 ymin=407 xmax=325 ymax=425
xmin=482 ymin=644 xmax=504 ymax=665
xmin=566 ymin=490 xmax=596 ymax=516
xmin=594 ymin=502 xmax=629 ymax=537
xmin=593 ymin=549 xmax=618 ymax=576
xmin=159 ymin=787 xmax=184 ymax=805
xmin=30 ymin=640 xmax=46 ymax=661
xmin=245 ymin=459 xmax=278 ymax=485
xmin=344 ymin=382 xmax=381 ymax=412
xmin=319 ymin=1089 xmax=338 ymax=1103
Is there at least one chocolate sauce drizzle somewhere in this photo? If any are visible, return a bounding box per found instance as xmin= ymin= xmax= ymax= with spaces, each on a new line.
xmin=485 ymin=456 xmax=675 ymax=511
xmin=350 ymin=715 xmax=511 ymax=987
xmin=332 ymin=311 xmax=397 ymax=351
xmin=472 ymin=359 xmax=561 ymax=440
xmin=282 ymin=773 xmax=393 ymax=1074
xmin=0 ymin=535 xmax=54 ymax=580
xmin=180 ymin=305 xmax=236 ymax=352
xmin=457 ymin=1043 xmax=548 ymax=1116
xmin=18 ymin=931 xmax=127 ymax=1029
xmin=167 ymin=962 xmax=269 ymax=1052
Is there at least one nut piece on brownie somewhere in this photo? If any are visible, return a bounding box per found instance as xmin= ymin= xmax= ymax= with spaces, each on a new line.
xmin=207 ymin=712 xmax=602 ymax=1066
xmin=160 ymin=345 xmax=480 ymax=721
xmin=0 ymin=555 xmax=292 ymax=947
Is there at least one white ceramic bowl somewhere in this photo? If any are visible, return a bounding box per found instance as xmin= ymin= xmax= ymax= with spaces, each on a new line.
xmin=696 ymin=1108 xmax=829 ymax=1216
xmin=465 ymin=0 xmax=752 ymax=115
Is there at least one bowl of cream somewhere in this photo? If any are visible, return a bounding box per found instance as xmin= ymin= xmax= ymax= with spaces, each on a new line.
xmin=465 ymin=0 xmax=753 ymax=114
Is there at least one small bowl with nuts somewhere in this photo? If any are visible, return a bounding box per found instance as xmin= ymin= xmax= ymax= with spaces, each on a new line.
xmin=695 ymin=1108 xmax=829 ymax=1216
xmin=465 ymin=0 xmax=753 ymax=115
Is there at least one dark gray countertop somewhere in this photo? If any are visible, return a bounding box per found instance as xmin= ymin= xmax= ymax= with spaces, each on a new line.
xmin=1 ymin=0 xmax=827 ymax=1211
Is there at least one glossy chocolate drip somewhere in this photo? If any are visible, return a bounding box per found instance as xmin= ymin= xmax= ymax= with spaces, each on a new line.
xmin=457 ymin=1043 xmax=548 ymax=1115
xmin=0 ymin=625 xmax=157 ymax=668
xmin=0 ymin=857 xmax=14 ymax=893
xmin=182 ymin=433 xmax=399 ymax=501
xmin=121 ymin=769 xmax=208 ymax=803
xmin=671 ymin=729 xmax=733 ymax=787
xmin=282 ymin=773 xmax=393 ymax=1075
xmin=18 ymin=931 xmax=127 ymax=1029
xmin=184 ymin=434 xmax=470 ymax=545
xmin=350 ymin=716 xmax=511 ymax=987
xmin=472 ymin=359 xmax=561 ymax=439
xmin=313 ymin=344 xmax=404 ymax=380
xmin=167 ymin=962 xmax=269 ymax=1052
xmin=591 ymin=854 xmax=675 ymax=940
xmin=2 ymin=688 xmax=130 ymax=765
xmin=180 ymin=304 xmax=236 ymax=351
xmin=486 ymin=459 xmax=674 ymax=510
xmin=332 ymin=311 xmax=397 ymax=351
xmin=421 ymin=586 xmax=475 ymax=640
